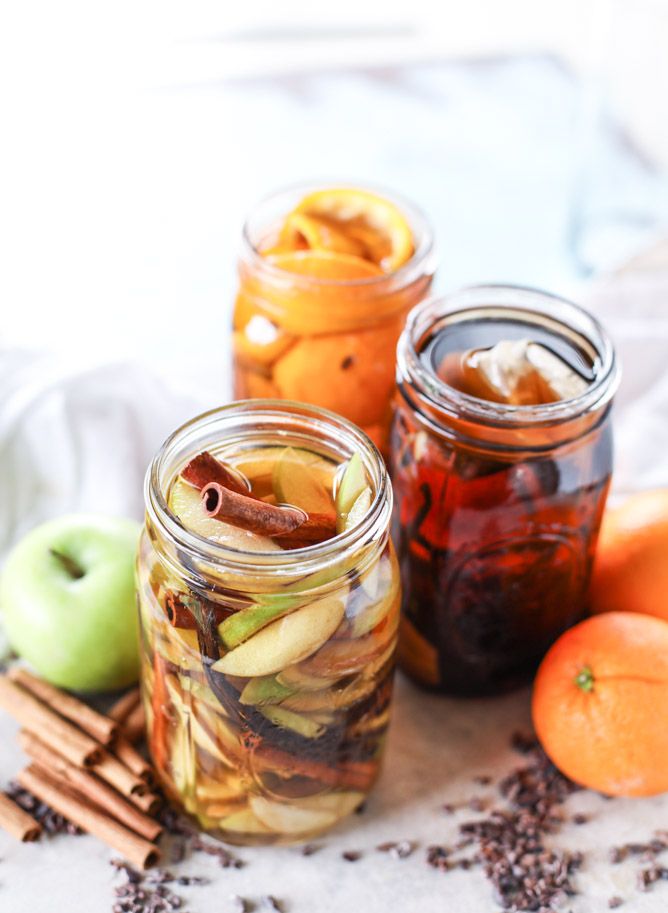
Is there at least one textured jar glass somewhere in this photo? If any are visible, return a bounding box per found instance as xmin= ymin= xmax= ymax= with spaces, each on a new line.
xmin=391 ymin=286 xmax=620 ymax=696
xmin=137 ymin=401 xmax=399 ymax=844
xmin=232 ymin=183 xmax=435 ymax=453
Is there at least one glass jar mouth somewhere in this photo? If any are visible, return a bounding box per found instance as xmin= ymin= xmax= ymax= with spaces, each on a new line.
xmin=240 ymin=180 xmax=435 ymax=291
xmin=145 ymin=400 xmax=391 ymax=577
xmin=397 ymin=284 xmax=621 ymax=428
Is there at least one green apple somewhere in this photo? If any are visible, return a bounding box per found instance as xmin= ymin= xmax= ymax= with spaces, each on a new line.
xmin=0 ymin=514 xmax=141 ymax=692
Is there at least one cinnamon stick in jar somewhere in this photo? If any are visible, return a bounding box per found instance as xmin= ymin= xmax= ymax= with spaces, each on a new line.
xmin=18 ymin=765 xmax=160 ymax=870
xmin=19 ymin=731 xmax=162 ymax=843
xmin=182 ymin=451 xmax=250 ymax=495
xmin=0 ymin=792 xmax=42 ymax=842
xmin=0 ymin=676 xmax=101 ymax=767
xmin=201 ymin=482 xmax=305 ymax=536
xmin=8 ymin=667 xmax=117 ymax=745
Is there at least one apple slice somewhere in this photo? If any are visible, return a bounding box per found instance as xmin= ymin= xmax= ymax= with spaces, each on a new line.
xmin=169 ymin=478 xmax=280 ymax=552
xmin=212 ymin=594 xmax=346 ymax=677
xmin=335 ymin=453 xmax=367 ymax=532
xmin=239 ymin=675 xmax=296 ymax=706
xmin=165 ymin=676 xmax=233 ymax=766
xmin=218 ymin=808 xmax=274 ymax=835
xmin=258 ymin=704 xmax=326 ymax=739
xmin=344 ymin=487 xmax=372 ymax=532
xmin=276 ymin=665 xmax=340 ymax=691
xmin=281 ymin=675 xmax=375 ymax=713
xmin=250 ymin=791 xmax=364 ymax=835
xmin=218 ymin=595 xmax=301 ymax=649
xmin=273 ymin=447 xmax=333 ymax=515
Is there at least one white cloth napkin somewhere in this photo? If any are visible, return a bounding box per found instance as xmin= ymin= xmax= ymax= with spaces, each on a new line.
xmin=0 ymin=353 xmax=203 ymax=561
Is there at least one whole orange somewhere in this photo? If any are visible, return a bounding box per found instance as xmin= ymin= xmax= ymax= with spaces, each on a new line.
xmin=532 ymin=612 xmax=668 ymax=797
xmin=590 ymin=489 xmax=668 ymax=621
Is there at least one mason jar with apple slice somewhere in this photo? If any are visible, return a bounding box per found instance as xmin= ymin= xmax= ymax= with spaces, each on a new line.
xmin=137 ymin=401 xmax=399 ymax=844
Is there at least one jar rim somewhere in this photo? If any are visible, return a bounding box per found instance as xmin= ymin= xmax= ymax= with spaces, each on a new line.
xmin=145 ymin=400 xmax=391 ymax=578
xmin=240 ymin=180 xmax=435 ymax=291
xmin=397 ymin=284 xmax=620 ymax=429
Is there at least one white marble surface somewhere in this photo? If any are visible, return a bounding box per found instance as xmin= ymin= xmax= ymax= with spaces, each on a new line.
xmin=2 ymin=675 xmax=668 ymax=912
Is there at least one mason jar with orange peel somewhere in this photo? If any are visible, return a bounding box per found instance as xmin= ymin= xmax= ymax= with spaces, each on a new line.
xmin=232 ymin=184 xmax=435 ymax=453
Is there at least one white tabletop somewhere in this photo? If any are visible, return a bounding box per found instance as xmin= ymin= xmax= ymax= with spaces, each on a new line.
xmin=2 ymin=674 xmax=668 ymax=912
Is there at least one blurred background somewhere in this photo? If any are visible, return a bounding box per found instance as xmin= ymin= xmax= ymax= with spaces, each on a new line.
xmin=1 ymin=0 xmax=668 ymax=551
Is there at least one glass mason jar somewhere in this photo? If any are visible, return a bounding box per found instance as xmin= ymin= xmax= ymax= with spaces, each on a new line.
xmin=232 ymin=183 xmax=435 ymax=454
xmin=391 ymin=286 xmax=620 ymax=697
xmin=137 ymin=401 xmax=399 ymax=844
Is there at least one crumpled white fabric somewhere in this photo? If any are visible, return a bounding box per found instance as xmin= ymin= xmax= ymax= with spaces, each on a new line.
xmin=0 ymin=271 xmax=666 ymax=567
xmin=0 ymin=354 xmax=203 ymax=562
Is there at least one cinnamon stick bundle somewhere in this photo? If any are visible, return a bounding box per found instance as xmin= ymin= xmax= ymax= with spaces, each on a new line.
xmin=0 ymin=676 xmax=101 ymax=767
xmin=19 ymin=732 xmax=162 ymax=843
xmin=182 ymin=451 xmax=249 ymax=495
xmin=18 ymin=765 xmax=159 ymax=870
xmin=202 ymin=482 xmax=305 ymax=536
xmin=0 ymin=792 xmax=41 ymax=842
xmin=9 ymin=668 xmax=117 ymax=745
xmin=108 ymin=688 xmax=141 ymax=724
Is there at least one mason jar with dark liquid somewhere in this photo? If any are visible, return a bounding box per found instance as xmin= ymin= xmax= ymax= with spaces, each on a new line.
xmin=390 ymin=286 xmax=620 ymax=696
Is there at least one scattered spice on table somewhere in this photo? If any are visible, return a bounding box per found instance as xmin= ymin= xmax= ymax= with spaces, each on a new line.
xmin=5 ymin=782 xmax=80 ymax=836
xmin=427 ymin=734 xmax=583 ymax=912
xmin=342 ymin=850 xmax=362 ymax=862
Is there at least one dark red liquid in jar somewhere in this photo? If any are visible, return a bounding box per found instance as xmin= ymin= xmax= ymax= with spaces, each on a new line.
xmin=391 ymin=306 xmax=615 ymax=696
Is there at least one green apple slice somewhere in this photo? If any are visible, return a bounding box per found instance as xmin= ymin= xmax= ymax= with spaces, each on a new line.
xmin=169 ymin=478 xmax=280 ymax=552
xmin=258 ymin=705 xmax=326 ymax=739
xmin=344 ymin=487 xmax=372 ymax=532
xmin=219 ymin=808 xmax=274 ymax=835
xmin=212 ymin=594 xmax=346 ymax=677
xmin=250 ymin=791 xmax=364 ymax=835
xmin=218 ymin=595 xmax=301 ymax=649
xmin=273 ymin=447 xmax=333 ymax=514
xmin=239 ymin=675 xmax=296 ymax=706
xmin=335 ymin=453 xmax=367 ymax=532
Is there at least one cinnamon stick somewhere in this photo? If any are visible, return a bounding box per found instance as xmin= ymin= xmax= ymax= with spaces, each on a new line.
xmin=0 ymin=676 xmax=101 ymax=767
xmin=19 ymin=731 xmax=162 ymax=843
xmin=202 ymin=482 xmax=305 ymax=536
xmin=121 ymin=703 xmax=147 ymax=746
xmin=18 ymin=765 xmax=160 ymax=869
xmin=250 ymin=743 xmax=375 ymax=792
xmin=182 ymin=451 xmax=249 ymax=495
xmin=108 ymin=688 xmax=141 ymax=724
xmin=114 ymin=738 xmax=152 ymax=781
xmin=8 ymin=668 xmax=117 ymax=745
xmin=273 ymin=512 xmax=337 ymax=545
xmin=0 ymin=792 xmax=41 ymax=842
xmin=163 ymin=591 xmax=230 ymax=631
xmin=91 ymin=749 xmax=157 ymax=809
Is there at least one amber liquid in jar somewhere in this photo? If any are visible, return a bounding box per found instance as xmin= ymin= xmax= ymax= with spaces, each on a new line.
xmin=137 ymin=402 xmax=399 ymax=843
xmin=391 ymin=290 xmax=618 ymax=696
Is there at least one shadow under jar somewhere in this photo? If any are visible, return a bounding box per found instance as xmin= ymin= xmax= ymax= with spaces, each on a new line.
xmin=391 ymin=286 xmax=620 ymax=697
xmin=232 ymin=183 xmax=435 ymax=454
xmin=137 ymin=401 xmax=399 ymax=844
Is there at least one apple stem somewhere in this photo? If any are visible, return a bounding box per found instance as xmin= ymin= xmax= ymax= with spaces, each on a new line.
xmin=50 ymin=548 xmax=85 ymax=580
